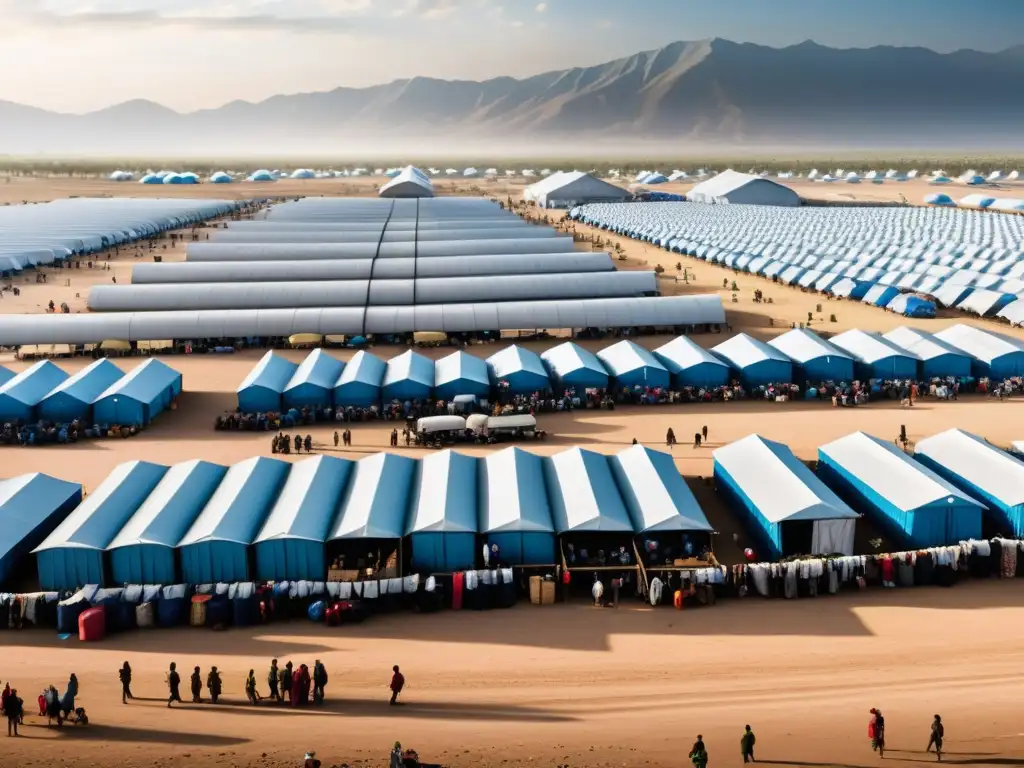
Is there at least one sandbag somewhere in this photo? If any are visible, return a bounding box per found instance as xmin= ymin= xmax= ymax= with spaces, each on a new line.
xmin=135 ymin=601 xmax=155 ymax=628
xmin=78 ymin=606 xmax=106 ymax=642
xmin=158 ymin=597 xmax=187 ymax=627
xmin=206 ymin=597 xmax=230 ymax=628
xmin=57 ymin=597 xmax=89 ymax=634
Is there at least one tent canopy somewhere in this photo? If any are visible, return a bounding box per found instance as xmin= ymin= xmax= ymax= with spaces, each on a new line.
xmin=93 ymin=358 xmax=182 ymax=426
xmin=406 ymin=450 xmax=478 ymax=534
xmin=330 ymin=452 xmax=417 ymax=540
xmin=487 ymin=345 xmax=550 ymax=394
xmin=0 ymin=360 xmax=69 ymax=421
xmin=543 ymin=448 xmax=633 ymax=533
xmin=596 ymin=340 xmax=670 ymax=389
xmin=333 ymin=350 xmax=386 ymax=406
xmin=38 ymin=358 xmax=124 ymax=422
xmin=283 ymin=349 xmax=345 ymax=409
xmin=256 ymin=455 xmax=354 ymax=544
xmin=433 ymin=350 xmax=491 ymax=400
xmin=383 ymin=349 xmax=435 ymax=401
xmin=0 ymin=473 xmax=83 ymax=584
xmin=540 ymin=342 xmax=610 ymax=389
xmin=652 ymin=335 xmax=730 ymax=388
xmin=711 ymin=333 xmax=792 ymax=385
xmin=610 ymin=444 xmax=712 ymax=532
xmin=767 ymin=328 xmax=854 ymax=381
xmin=237 ymin=351 xmax=299 ymax=412
xmin=478 ymin=447 xmax=555 ymax=533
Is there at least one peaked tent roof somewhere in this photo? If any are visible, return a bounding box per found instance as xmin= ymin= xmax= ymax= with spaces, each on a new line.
xmin=540 ymin=342 xmax=609 ymax=385
xmin=610 ymin=444 xmax=712 ymax=532
xmin=914 ymin=428 xmax=1024 ymax=507
xmin=0 ymin=360 xmax=69 ymax=409
xmin=882 ymin=327 xmax=970 ymax=363
xmin=819 ymin=431 xmax=983 ymax=512
xmin=829 ymin=329 xmax=920 ymax=364
xmin=95 ymin=357 xmax=181 ymax=403
xmin=933 ymin=324 xmax=1024 ymax=365
xmin=711 ymin=332 xmax=790 ymax=369
xmin=767 ymin=328 xmax=853 ymax=365
xmin=330 ymin=452 xmax=418 ymax=540
xmin=34 ymin=460 xmax=168 ymax=553
xmin=596 ymin=340 xmax=669 ymax=380
xmin=478 ymin=447 xmax=555 ymax=534
xmin=652 ymin=335 xmax=730 ymax=376
xmin=406 ymin=450 xmax=478 ymax=534
xmin=383 ymin=349 xmax=435 ymax=392
xmin=256 ymin=455 xmax=354 ymax=544
xmin=543 ymin=448 xmax=633 ymax=533
xmin=487 ymin=345 xmax=549 ymax=387
xmin=237 ymin=350 xmax=299 ymax=397
xmin=39 ymin=358 xmax=124 ymax=416
xmin=107 ymin=459 xmax=228 ymax=549
xmin=433 ymin=350 xmax=491 ymax=395
xmin=523 ymin=172 xmax=629 ymax=205
xmin=284 ymin=349 xmax=345 ymax=397
xmin=0 ymin=473 xmax=83 ymax=582
xmin=712 ymin=434 xmax=857 ymax=523
xmin=177 ymin=457 xmax=290 ymax=547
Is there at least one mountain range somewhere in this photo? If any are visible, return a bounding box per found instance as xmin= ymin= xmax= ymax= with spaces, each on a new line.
xmin=3 ymin=38 xmax=1024 ymax=155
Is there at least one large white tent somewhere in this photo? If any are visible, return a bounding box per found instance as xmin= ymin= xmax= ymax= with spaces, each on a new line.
xmin=523 ymin=172 xmax=629 ymax=209
xmin=687 ymin=170 xmax=800 ymax=207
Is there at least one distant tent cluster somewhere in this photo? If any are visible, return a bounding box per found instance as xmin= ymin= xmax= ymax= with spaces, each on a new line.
xmin=140 ymin=171 xmax=199 ymax=185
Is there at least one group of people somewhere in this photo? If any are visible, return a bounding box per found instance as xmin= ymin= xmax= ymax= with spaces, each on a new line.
xmin=664 ymin=424 xmax=709 ymax=448
xmin=161 ymin=659 xmax=332 ymax=708
xmin=2 ymin=673 xmax=81 ymax=735
xmin=270 ymin=433 xmax=314 ymax=454
xmin=868 ymin=709 xmax=945 ymax=762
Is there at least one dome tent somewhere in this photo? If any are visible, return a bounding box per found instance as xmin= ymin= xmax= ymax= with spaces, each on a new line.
xmin=247 ymin=169 xmax=275 ymax=182
xmin=209 ymin=172 xmax=233 ymax=184
xmin=291 ymin=169 xmax=315 ymax=179
xmin=140 ymin=174 xmax=163 ymax=184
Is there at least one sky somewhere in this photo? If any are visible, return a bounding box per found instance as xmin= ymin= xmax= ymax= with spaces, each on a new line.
xmin=2 ymin=0 xmax=1023 ymax=113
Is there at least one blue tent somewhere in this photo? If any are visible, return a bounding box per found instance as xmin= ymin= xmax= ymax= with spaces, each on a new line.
xmin=478 ymin=447 xmax=556 ymax=565
xmin=829 ymin=330 xmax=920 ymax=379
xmin=540 ymin=342 xmax=610 ymax=390
xmin=237 ymin=351 xmax=299 ymax=413
xmin=406 ymin=451 xmax=478 ymax=572
xmin=610 ymin=444 xmax=712 ymax=533
xmin=383 ymin=350 xmax=435 ymax=401
xmin=653 ymin=336 xmax=730 ymax=388
xmin=0 ymin=360 xmax=69 ymax=422
xmin=862 ymin=284 xmax=900 ymax=307
xmin=38 ymin=359 xmax=124 ymax=423
xmin=713 ymin=435 xmax=857 ymax=559
xmin=818 ymin=432 xmax=984 ymax=547
xmin=330 ymin=452 xmax=417 ymax=540
xmin=933 ymin=324 xmax=1024 ymax=380
xmin=248 ymin=170 xmax=275 ymax=182
xmin=914 ymin=429 xmax=1024 ymax=536
xmin=255 ymin=455 xmax=355 ymax=581
xmin=209 ymin=172 xmax=232 ymax=184
xmin=140 ymin=174 xmax=163 ymax=184
xmin=487 ymin=346 xmax=550 ymax=395
xmin=0 ymin=366 xmax=14 ymax=388
xmin=433 ymin=350 xmax=491 ymax=401
xmin=106 ymin=460 xmax=227 ymax=585
xmin=178 ymin=457 xmax=290 ymax=584
xmin=596 ymin=340 xmax=670 ymax=389
xmin=33 ymin=461 xmax=168 ymax=590
xmin=882 ymin=328 xmax=972 ymax=379
xmin=92 ymin=358 xmax=182 ymax=427
xmin=886 ymin=294 xmax=936 ymax=318
xmin=829 ymin=278 xmax=873 ymax=300
xmin=0 ymin=473 xmax=82 ymax=585
xmin=543 ymin=448 xmax=633 ymax=533
xmin=767 ymin=328 xmax=854 ymax=383
xmin=711 ymin=333 xmax=793 ymax=386
xmin=282 ymin=349 xmax=344 ymax=410
xmin=333 ymin=350 xmax=386 ymax=406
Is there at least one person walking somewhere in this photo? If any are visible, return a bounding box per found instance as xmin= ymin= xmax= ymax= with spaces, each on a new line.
xmin=167 ymin=662 xmax=182 ymax=707
xmin=741 ymin=724 xmax=756 ymax=763
xmin=304 ymin=435 xmax=312 ymax=453
xmin=5 ymin=689 xmax=22 ymax=737
xmin=281 ymin=662 xmax=293 ymax=705
xmin=694 ymin=432 xmax=701 ymax=448
xmin=119 ymin=661 xmax=134 ymax=703
xmin=207 ymin=667 xmax=222 ymax=704
xmin=334 ymin=431 xmax=340 ymax=448
xmin=869 ymin=708 xmax=885 ymax=758
xmin=702 ymin=425 xmax=708 ymax=442
xmin=268 ymin=659 xmax=280 ymax=702
xmin=689 ymin=734 xmax=708 ymax=768
xmin=245 ymin=670 xmax=260 ymax=705
xmin=190 ymin=666 xmax=203 ymax=703
xmin=389 ymin=665 xmax=405 ymax=706
xmin=927 ymin=715 xmax=944 ymax=761
xmin=313 ymin=660 xmax=328 ymax=705
xmin=666 ymin=427 xmax=676 ymax=448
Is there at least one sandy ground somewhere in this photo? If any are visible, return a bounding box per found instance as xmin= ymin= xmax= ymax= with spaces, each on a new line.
xmin=2 ymin=179 xmax=1024 ymax=767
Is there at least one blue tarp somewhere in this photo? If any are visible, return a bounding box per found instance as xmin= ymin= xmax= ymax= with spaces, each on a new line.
xmin=433 ymin=350 xmax=491 ymax=401
xmin=818 ymin=432 xmax=983 ymax=547
xmin=487 ymin=346 xmax=550 ymax=395
xmin=652 ymin=336 xmax=730 ymax=388
xmin=38 ymin=359 xmax=124 ymax=423
xmin=255 ymin=455 xmax=355 ymax=581
xmin=711 ymin=333 xmax=793 ymax=386
xmin=330 ymin=452 xmax=417 ymax=540
xmin=540 ymin=342 xmax=610 ymax=390
xmin=862 ymin=285 xmax=900 ymax=307
xmin=237 ymin=351 xmax=298 ymax=413
xmin=106 ymin=460 xmax=228 ymax=585
xmin=596 ymin=340 xmax=670 ymax=389
xmin=0 ymin=473 xmax=82 ymax=585
xmin=0 ymin=366 xmax=15 ymax=388
xmin=333 ymin=350 xmax=386 ymax=406
xmin=0 ymin=360 xmax=69 ymax=422
xmin=543 ymin=448 xmax=633 ymax=533
xmin=33 ymin=461 xmax=168 ymax=590
xmin=383 ymin=350 xmax=434 ymax=401
xmin=407 ymin=451 xmax=478 ymax=572
xmin=767 ymin=328 xmax=854 ymax=383
xmin=93 ymin=358 xmax=182 ymax=426
xmin=887 ymin=294 xmax=936 ymax=318
xmin=178 ymin=457 xmax=290 ymax=583
xmin=478 ymin=447 xmax=556 ymax=565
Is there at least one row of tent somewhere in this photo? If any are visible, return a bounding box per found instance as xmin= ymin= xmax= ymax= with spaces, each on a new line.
xmin=237 ymin=323 xmax=1024 ymax=412
xmin=925 ymin=193 xmax=1024 ymax=212
xmin=714 ymin=427 xmax=1024 ymax=561
xmin=569 ymin=201 xmax=1024 ymax=324
xmin=28 ymin=444 xmax=713 ymax=590
xmin=0 ymin=358 xmax=181 ymax=425
xmin=0 ymin=198 xmax=247 ymax=273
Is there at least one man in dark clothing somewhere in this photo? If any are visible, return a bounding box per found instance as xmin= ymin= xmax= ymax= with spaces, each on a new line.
xmin=927 ymin=715 xmax=944 ymax=761
xmin=6 ymin=690 xmax=22 ymax=736
xmin=268 ymin=659 xmax=280 ymax=702
xmin=690 ymin=735 xmax=708 ymax=768
xmin=167 ymin=662 xmax=182 ymax=708
xmin=389 ymin=665 xmax=405 ymax=705
xmin=741 ymin=725 xmax=756 ymax=762
xmin=294 ymin=434 xmax=302 ymax=453
xmin=334 ymin=431 xmax=340 ymax=448
xmin=207 ymin=667 xmax=222 ymax=704
xmin=191 ymin=667 xmax=203 ymax=703
xmin=304 ymin=435 xmax=312 ymax=453
xmin=694 ymin=432 xmax=702 ymax=448
xmin=313 ymin=660 xmax=328 ymax=705
xmin=281 ymin=662 xmax=293 ymax=704
xmin=702 ymin=425 xmax=708 ymax=441
xmin=119 ymin=661 xmax=133 ymax=704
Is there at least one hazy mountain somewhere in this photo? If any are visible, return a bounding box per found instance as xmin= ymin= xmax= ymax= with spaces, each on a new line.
xmin=3 ymin=38 xmax=1023 ymax=155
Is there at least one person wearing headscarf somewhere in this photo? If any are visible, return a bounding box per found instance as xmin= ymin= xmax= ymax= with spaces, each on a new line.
xmin=390 ymin=742 xmax=403 ymax=768
xmin=689 ymin=735 xmax=708 ymax=768
xmin=167 ymin=662 xmax=182 ymax=707
xmin=5 ymin=689 xmax=22 ymax=737
xmin=44 ymin=686 xmax=61 ymax=726
xmin=290 ymin=664 xmax=304 ymax=707
xmin=312 ymin=660 xmax=328 ymax=705
xmin=60 ymin=674 xmax=78 ymax=720
xmin=119 ymin=661 xmax=133 ymax=704
xmin=1 ymin=683 xmax=10 ymax=715
xmin=869 ymin=708 xmax=885 ymax=757
xmin=191 ymin=667 xmax=203 ymax=703
xmin=206 ymin=667 xmax=222 ymax=704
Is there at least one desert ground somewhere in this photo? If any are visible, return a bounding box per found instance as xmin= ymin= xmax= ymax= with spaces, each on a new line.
xmin=1 ymin=177 xmax=1023 ymax=767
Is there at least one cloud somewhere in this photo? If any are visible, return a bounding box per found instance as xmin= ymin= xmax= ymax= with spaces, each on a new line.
xmin=535 ymin=2 xmax=546 ymax=11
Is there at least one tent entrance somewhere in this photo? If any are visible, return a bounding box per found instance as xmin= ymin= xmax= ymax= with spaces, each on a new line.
xmin=781 ymin=520 xmax=815 ymax=558
xmin=325 ymin=538 xmax=400 ymax=581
